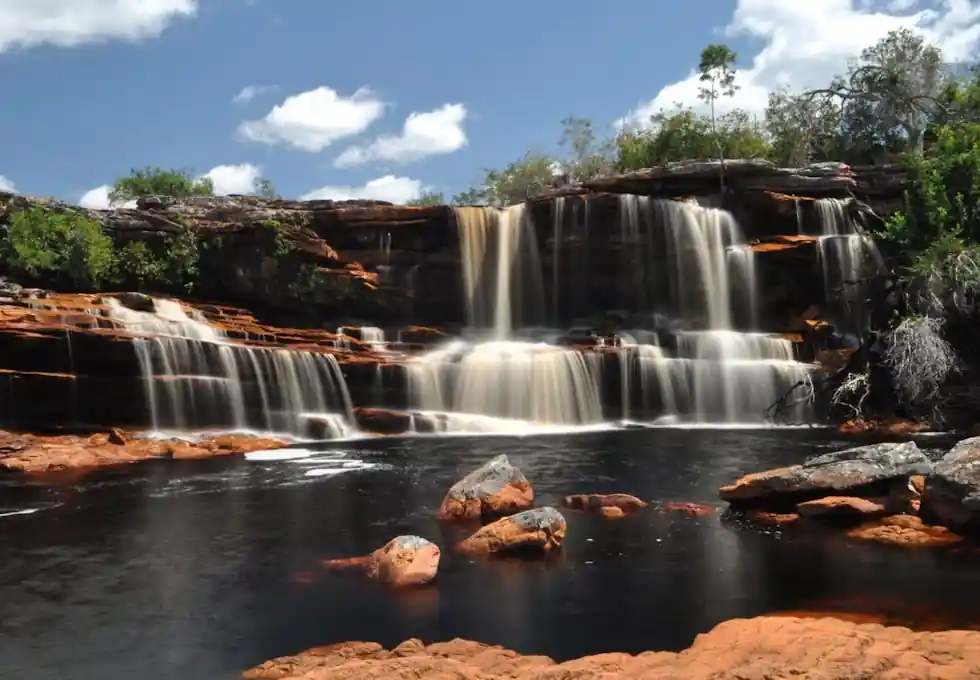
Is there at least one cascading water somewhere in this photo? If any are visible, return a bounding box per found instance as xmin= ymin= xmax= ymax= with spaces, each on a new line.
xmin=106 ymin=298 xmax=356 ymax=438
xmin=407 ymin=197 xmax=814 ymax=427
xmin=813 ymin=198 xmax=878 ymax=333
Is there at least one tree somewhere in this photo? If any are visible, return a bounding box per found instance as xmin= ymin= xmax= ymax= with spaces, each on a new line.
xmin=558 ymin=117 xmax=613 ymax=180
xmin=697 ymin=43 xmax=740 ymax=189
xmin=805 ymin=29 xmax=947 ymax=163
xmin=765 ymin=88 xmax=844 ymax=166
xmin=110 ymin=167 xmax=214 ymax=204
xmin=407 ymin=191 xmax=445 ymax=206
xmin=452 ymin=153 xmax=558 ymax=207
xmin=254 ymin=177 xmax=279 ymax=198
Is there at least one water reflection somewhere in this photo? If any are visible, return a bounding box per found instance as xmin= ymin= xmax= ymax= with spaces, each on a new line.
xmin=0 ymin=428 xmax=978 ymax=680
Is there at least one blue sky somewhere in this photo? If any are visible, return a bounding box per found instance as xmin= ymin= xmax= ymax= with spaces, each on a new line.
xmin=1 ymin=0 xmax=979 ymax=206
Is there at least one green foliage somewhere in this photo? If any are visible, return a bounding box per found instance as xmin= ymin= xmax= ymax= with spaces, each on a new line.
xmin=1 ymin=207 xmax=114 ymax=288
xmin=615 ymin=106 xmax=769 ymax=171
xmin=110 ymin=167 xmax=214 ymax=204
xmin=453 ymin=152 xmax=558 ymax=207
xmin=765 ymin=87 xmax=845 ymax=166
xmin=697 ymin=44 xmax=739 ymax=110
xmin=559 ymin=117 xmax=613 ymax=180
xmin=111 ymin=230 xmax=199 ymax=293
xmin=407 ymin=191 xmax=445 ymax=206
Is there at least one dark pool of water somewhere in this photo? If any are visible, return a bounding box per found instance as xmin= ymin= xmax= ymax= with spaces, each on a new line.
xmin=1 ymin=427 xmax=977 ymax=680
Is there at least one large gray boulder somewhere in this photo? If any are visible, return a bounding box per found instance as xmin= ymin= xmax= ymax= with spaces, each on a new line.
xmin=719 ymin=441 xmax=932 ymax=508
xmin=437 ymin=454 xmax=533 ymax=520
xmin=922 ymin=437 xmax=980 ymax=533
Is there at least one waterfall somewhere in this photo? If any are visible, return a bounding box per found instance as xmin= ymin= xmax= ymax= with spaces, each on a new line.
xmin=814 ymin=198 xmax=877 ymax=332
xmin=408 ymin=197 xmax=814 ymax=427
xmin=455 ymin=205 xmax=546 ymax=338
xmin=106 ymin=298 xmax=356 ymax=438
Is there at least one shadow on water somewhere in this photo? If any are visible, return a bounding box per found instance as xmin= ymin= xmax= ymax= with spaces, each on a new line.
xmin=0 ymin=427 xmax=978 ymax=680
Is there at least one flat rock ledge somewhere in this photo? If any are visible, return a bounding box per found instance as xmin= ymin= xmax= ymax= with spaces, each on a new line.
xmin=0 ymin=430 xmax=287 ymax=473
xmin=241 ymin=615 xmax=980 ymax=679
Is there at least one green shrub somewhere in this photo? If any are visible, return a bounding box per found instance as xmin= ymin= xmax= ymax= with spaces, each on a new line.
xmin=110 ymin=166 xmax=214 ymax=204
xmin=2 ymin=207 xmax=114 ymax=288
xmin=111 ymin=231 xmax=200 ymax=293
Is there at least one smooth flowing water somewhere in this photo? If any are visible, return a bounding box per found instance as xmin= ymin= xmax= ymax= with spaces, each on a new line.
xmin=2 ymin=429 xmax=977 ymax=680
xmin=105 ymin=299 xmax=356 ymax=438
xmin=408 ymin=199 xmax=813 ymax=426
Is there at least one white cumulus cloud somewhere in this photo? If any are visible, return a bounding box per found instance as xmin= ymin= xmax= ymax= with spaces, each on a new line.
xmin=202 ymin=163 xmax=262 ymax=195
xmin=0 ymin=0 xmax=197 ymax=52
xmin=232 ymin=85 xmax=276 ymax=104
xmin=238 ymin=86 xmax=385 ymax=152
xmin=333 ymin=103 xmax=468 ymax=168
xmin=0 ymin=175 xmax=15 ymax=193
xmin=299 ymin=175 xmax=424 ymax=204
xmin=619 ymin=0 xmax=980 ymax=128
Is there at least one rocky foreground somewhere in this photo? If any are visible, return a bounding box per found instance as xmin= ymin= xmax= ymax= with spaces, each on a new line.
xmin=242 ymin=615 xmax=980 ymax=679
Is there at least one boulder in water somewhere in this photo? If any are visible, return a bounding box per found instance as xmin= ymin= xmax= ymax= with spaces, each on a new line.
xmin=847 ymin=515 xmax=963 ymax=548
xmin=922 ymin=437 xmax=980 ymax=534
xmin=457 ymin=507 xmax=566 ymax=555
xmin=323 ymin=535 xmax=440 ymax=587
xmin=719 ymin=441 xmax=932 ymax=509
xmin=563 ymin=493 xmax=648 ymax=514
xmin=438 ymin=454 xmax=534 ymax=520
xmin=796 ymin=496 xmax=886 ymax=521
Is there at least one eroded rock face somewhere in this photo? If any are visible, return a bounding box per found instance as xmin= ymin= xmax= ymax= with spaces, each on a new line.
xmin=438 ymin=455 xmax=534 ymax=520
xmin=324 ymin=535 xmax=441 ymax=587
xmin=922 ymin=436 xmax=980 ymax=534
xmin=457 ymin=507 xmax=566 ymax=555
xmin=241 ymin=615 xmax=980 ymax=680
xmin=563 ymin=493 xmax=648 ymax=513
xmin=0 ymin=430 xmax=286 ymax=473
xmin=719 ymin=441 xmax=932 ymax=509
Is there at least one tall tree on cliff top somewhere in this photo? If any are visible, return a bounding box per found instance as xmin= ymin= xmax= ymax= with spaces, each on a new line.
xmin=805 ymin=29 xmax=947 ymax=162
xmin=110 ymin=167 xmax=215 ymax=204
xmin=697 ymin=43 xmax=740 ymax=190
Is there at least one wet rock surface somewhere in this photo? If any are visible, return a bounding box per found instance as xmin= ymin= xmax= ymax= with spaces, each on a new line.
xmin=562 ymin=493 xmax=648 ymax=513
xmin=0 ymin=429 xmax=286 ymax=473
xmin=719 ymin=441 xmax=932 ymax=508
xmin=457 ymin=507 xmax=566 ymax=555
xmin=323 ymin=535 xmax=441 ymax=587
xmin=922 ymin=436 xmax=980 ymax=534
xmin=847 ymin=515 xmax=965 ymax=548
xmin=438 ymin=455 xmax=534 ymax=520
xmin=796 ymin=495 xmax=886 ymax=520
xmin=241 ymin=615 xmax=980 ymax=679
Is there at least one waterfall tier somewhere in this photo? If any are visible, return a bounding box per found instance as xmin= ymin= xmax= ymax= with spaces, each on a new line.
xmin=106 ymin=298 xmax=357 ymax=438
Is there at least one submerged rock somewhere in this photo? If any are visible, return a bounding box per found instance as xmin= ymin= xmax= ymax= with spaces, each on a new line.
xmin=457 ymin=507 xmax=566 ymax=555
xmin=438 ymin=454 xmax=534 ymax=520
xmin=323 ymin=535 xmax=441 ymax=587
xmin=921 ymin=436 xmax=980 ymax=534
xmin=242 ymin=615 xmax=980 ymax=680
xmin=719 ymin=441 xmax=932 ymax=509
xmin=660 ymin=501 xmax=717 ymax=517
xmin=797 ymin=496 xmax=886 ymax=521
xmin=563 ymin=493 xmax=648 ymax=514
xmin=847 ymin=515 xmax=963 ymax=549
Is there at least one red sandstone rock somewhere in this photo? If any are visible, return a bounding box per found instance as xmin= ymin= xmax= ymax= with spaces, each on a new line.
xmin=438 ymin=455 xmax=534 ymax=520
xmin=352 ymin=407 xmax=412 ymax=435
xmin=744 ymin=510 xmax=800 ymax=525
xmin=661 ymin=501 xmax=716 ymax=516
xmin=847 ymin=514 xmax=964 ymax=548
xmin=457 ymin=507 xmax=566 ymax=556
xmin=562 ymin=493 xmax=648 ymax=514
xmin=241 ymin=615 xmax=980 ymax=679
xmin=839 ymin=418 xmax=926 ymax=436
xmin=0 ymin=430 xmax=287 ymax=473
xmin=323 ymin=535 xmax=440 ymax=587
xmin=599 ymin=506 xmax=626 ymax=519
xmin=796 ymin=495 xmax=886 ymax=520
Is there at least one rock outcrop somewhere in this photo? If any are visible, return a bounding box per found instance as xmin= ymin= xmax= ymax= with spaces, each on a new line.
xmin=922 ymin=436 xmax=980 ymax=534
xmin=323 ymin=535 xmax=441 ymax=587
xmin=719 ymin=441 xmax=932 ymax=509
xmin=457 ymin=507 xmax=566 ymax=555
xmin=0 ymin=429 xmax=286 ymax=473
xmin=562 ymin=493 xmax=648 ymax=514
xmin=241 ymin=615 xmax=980 ymax=680
xmin=438 ymin=455 xmax=534 ymax=520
